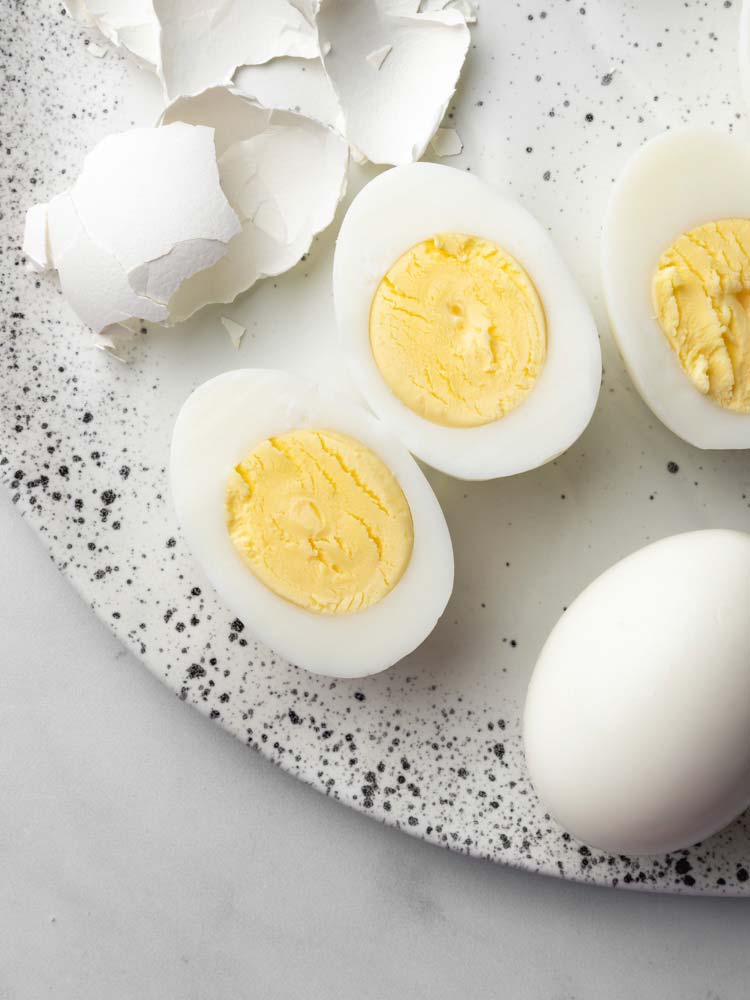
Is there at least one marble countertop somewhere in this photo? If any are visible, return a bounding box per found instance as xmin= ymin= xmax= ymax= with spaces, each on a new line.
xmin=2 ymin=487 xmax=749 ymax=1000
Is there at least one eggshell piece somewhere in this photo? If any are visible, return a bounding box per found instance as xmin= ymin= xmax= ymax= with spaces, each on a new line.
xmin=523 ymin=530 xmax=750 ymax=857
xmin=220 ymin=315 xmax=246 ymax=348
xmin=161 ymin=88 xmax=348 ymax=322
xmin=391 ymin=0 xmax=477 ymax=20
xmin=317 ymin=0 xmax=470 ymax=165
xmin=602 ymin=127 xmax=750 ymax=449
xmin=69 ymin=123 xmax=240 ymax=304
xmin=47 ymin=192 xmax=169 ymax=333
xmin=430 ymin=127 xmax=463 ymax=156
xmin=25 ymin=122 xmax=241 ymax=335
xmin=159 ymin=85 xmax=271 ymax=155
xmin=154 ymin=0 xmax=319 ymax=100
xmin=22 ymin=203 xmax=51 ymax=272
xmin=64 ymin=0 xmax=160 ymax=71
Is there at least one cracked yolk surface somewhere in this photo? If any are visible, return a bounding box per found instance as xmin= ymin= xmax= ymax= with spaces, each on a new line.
xmin=369 ymin=233 xmax=547 ymax=427
xmin=226 ymin=428 xmax=413 ymax=615
xmin=652 ymin=218 xmax=750 ymax=413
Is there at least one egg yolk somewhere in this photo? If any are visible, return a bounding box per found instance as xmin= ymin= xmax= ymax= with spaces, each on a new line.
xmin=652 ymin=218 xmax=750 ymax=413
xmin=226 ymin=429 xmax=414 ymax=615
xmin=369 ymin=233 xmax=547 ymax=427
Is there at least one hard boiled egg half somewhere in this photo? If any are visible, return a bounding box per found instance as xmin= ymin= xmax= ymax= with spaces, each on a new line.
xmin=333 ymin=164 xmax=602 ymax=480
xmin=602 ymin=128 xmax=750 ymax=449
xmin=170 ymin=369 xmax=454 ymax=678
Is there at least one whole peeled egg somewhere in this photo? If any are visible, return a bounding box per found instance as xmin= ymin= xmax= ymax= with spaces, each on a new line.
xmin=171 ymin=369 xmax=454 ymax=678
xmin=333 ymin=163 xmax=601 ymax=480
xmin=602 ymin=128 xmax=750 ymax=449
xmin=523 ymin=530 xmax=750 ymax=856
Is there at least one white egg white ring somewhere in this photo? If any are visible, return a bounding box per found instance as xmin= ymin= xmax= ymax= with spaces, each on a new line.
xmin=170 ymin=369 xmax=454 ymax=679
xmin=333 ymin=163 xmax=602 ymax=480
xmin=602 ymin=127 xmax=750 ymax=450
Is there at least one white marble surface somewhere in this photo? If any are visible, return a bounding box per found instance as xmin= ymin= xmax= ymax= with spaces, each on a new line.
xmin=2 ymin=488 xmax=749 ymax=1000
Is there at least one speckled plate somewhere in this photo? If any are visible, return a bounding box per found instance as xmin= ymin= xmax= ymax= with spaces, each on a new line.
xmin=2 ymin=0 xmax=749 ymax=894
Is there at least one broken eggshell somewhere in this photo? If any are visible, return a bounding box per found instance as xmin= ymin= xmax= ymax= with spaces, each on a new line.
xmin=154 ymin=0 xmax=320 ymax=100
xmin=405 ymin=0 xmax=477 ymax=21
xmin=220 ymin=315 xmax=247 ymax=348
xmin=64 ymin=0 xmax=161 ymax=71
xmin=22 ymin=203 xmax=51 ymax=272
xmin=235 ymin=0 xmax=475 ymax=165
xmin=316 ymin=0 xmax=471 ymax=165
xmin=67 ymin=0 xmax=474 ymax=170
xmin=233 ymin=56 xmax=344 ymax=133
xmin=430 ymin=126 xmax=463 ymax=156
xmin=159 ymin=86 xmax=349 ymax=322
xmin=23 ymin=123 xmax=241 ymax=334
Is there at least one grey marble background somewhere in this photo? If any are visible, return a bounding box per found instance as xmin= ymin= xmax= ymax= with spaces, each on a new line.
xmin=2 ymin=490 xmax=748 ymax=1000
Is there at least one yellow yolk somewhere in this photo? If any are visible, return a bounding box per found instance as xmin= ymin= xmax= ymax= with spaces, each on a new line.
xmin=226 ymin=429 xmax=413 ymax=615
xmin=369 ymin=233 xmax=547 ymax=427
xmin=652 ymin=218 xmax=750 ymax=413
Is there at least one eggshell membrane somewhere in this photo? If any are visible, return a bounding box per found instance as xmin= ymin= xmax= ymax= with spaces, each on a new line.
xmin=602 ymin=127 xmax=750 ymax=449
xmin=170 ymin=369 xmax=454 ymax=679
xmin=333 ymin=163 xmax=602 ymax=480
xmin=523 ymin=529 xmax=750 ymax=857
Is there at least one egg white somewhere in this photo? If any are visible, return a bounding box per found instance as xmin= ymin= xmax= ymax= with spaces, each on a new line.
xmin=333 ymin=163 xmax=601 ymax=480
xmin=602 ymin=127 xmax=750 ymax=450
xmin=170 ymin=369 xmax=454 ymax=679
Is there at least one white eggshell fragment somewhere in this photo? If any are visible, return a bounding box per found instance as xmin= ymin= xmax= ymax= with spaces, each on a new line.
xmin=72 ymin=124 xmax=240 ymax=304
xmin=524 ymin=530 xmax=750 ymax=857
xmin=160 ymin=87 xmax=348 ymax=322
xmin=64 ymin=0 xmax=160 ymax=71
xmin=317 ymin=0 xmax=471 ymax=165
xmin=220 ymin=316 xmax=246 ymax=348
xmin=430 ymin=127 xmax=463 ymax=157
xmin=23 ymin=123 xmax=241 ymax=335
xmin=154 ymin=0 xmax=319 ymax=100
xmin=602 ymin=127 xmax=750 ymax=449
xmin=233 ymin=57 xmax=344 ymax=132
xmin=420 ymin=0 xmax=477 ymax=21
xmin=171 ymin=369 xmax=454 ymax=678
xmin=22 ymin=203 xmax=50 ymax=272
xmin=333 ymin=163 xmax=602 ymax=480
xmin=46 ymin=190 xmax=168 ymax=332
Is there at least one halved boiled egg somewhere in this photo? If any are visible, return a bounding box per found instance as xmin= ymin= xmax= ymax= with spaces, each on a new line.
xmin=602 ymin=127 xmax=750 ymax=449
xmin=333 ymin=163 xmax=601 ymax=480
xmin=170 ymin=369 xmax=454 ymax=678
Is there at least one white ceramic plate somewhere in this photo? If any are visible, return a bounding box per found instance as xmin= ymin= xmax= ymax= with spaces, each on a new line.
xmin=2 ymin=0 xmax=748 ymax=894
